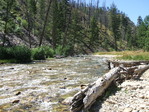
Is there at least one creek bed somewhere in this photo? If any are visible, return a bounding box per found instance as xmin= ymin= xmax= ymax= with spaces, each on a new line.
xmin=0 ymin=55 xmax=109 ymax=112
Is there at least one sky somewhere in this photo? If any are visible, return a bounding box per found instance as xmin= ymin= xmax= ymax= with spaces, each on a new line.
xmin=85 ymin=0 xmax=149 ymax=25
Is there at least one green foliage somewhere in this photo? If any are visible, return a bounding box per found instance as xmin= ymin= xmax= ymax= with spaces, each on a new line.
xmin=55 ymin=45 xmax=73 ymax=56
xmin=41 ymin=46 xmax=54 ymax=58
xmin=32 ymin=47 xmax=46 ymax=60
xmin=0 ymin=47 xmax=8 ymax=59
xmin=119 ymin=54 xmax=149 ymax=61
xmin=12 ymin=46 xmax=32 ymax=63
xmin=0 ymin=46 xmax=31 ymax=63
xmin=0 ymin=0 xmax=146 ymax=53
xmin=90 ymin=16 xmax=99 ymax=46
xmin=137 ymin=15 xmax=149 ymax=51
xmin=0 ymin=47 xmax=15 ymax=60
xmin=32 ymin=46 xmax=54 ymax=60
xmin=109 ymin=3 xmax=121 ymax=51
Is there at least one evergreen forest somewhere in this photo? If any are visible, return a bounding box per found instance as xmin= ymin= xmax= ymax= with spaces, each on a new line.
xmin=0 ymin=0 xmax=149 ymax=62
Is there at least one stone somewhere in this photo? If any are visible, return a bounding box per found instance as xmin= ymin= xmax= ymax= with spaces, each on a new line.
xmin=80 ymin=84 xmax=87 ymax=89
xmin=62 ymin=97 xmax=73 ymax=105
xmin=12 ymin=100 xmax=20 ymax=104
xmin=140 ymin=104 xmax=146 ymax=109
xmin=106 ymin=100 xmax=117 ymax=104
xmin=48 ymin=68 xmax=52 ymax=70
xmin=64 ymin=77 xmax=67 ymax=80
xmin=123 ymin=108 xmax=133 ymax=112
xmin=15 ymin=91 xmax=21 ymax=96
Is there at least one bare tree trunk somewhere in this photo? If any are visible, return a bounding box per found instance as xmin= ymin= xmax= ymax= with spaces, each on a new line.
xmin=39 ymin=0 xmax=52 ymax=46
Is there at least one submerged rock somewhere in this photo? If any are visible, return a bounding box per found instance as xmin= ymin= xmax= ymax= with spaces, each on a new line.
xmin=62 ymin=97 xmax=73 ymax=105
xmin=12 ymin=100 xmax=20 ymax=104
xmin=15 ymin=91 xmax=21 ymax=96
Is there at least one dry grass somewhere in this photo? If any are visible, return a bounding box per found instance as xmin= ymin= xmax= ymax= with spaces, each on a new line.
xmin=95 ymin=51 xmax=149 ymax=61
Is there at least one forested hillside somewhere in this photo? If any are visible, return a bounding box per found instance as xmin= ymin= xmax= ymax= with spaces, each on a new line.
xmin=0 ymin=0 xmax=149 ymax=55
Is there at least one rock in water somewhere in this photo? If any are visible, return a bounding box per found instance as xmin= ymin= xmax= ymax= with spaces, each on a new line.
xmin=62 ymin=97 xmax=73 ymax=105
xmin=15 ymin=91 xmax=21 ymax=96
xmin=123 ymin=108 xmax=133 ymax=112
xmin=12 ymin=100 xmax=20 ymax=104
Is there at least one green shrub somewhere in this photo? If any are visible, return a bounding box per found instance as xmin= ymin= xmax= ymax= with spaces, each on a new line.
xmin=12 ymin=46 xmax=32 ymax=63
xmin=32 ymin=47 xmax=46 ymax=60
xmin=0 ymin=47 xmax=14 ymax=59
xmin=41 ymin=46 xmax=54 ymax=58
xmin=0 ymin=46 xmax=31 ymax=63
xmin=55 ymin=45 xmax=63 ymax=56
xmin=55 ymin=45 xmax=73 ymax=56
xmin=0 ymin=47 xmax=7 ymax=59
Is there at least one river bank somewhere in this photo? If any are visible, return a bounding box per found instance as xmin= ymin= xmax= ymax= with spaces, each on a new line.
xmin=90 ymin=66 xmax=149 ymax=112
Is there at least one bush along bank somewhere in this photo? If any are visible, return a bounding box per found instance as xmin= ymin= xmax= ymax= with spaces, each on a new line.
xmin=0 ymin=46 xmax=31 ymax=63
xmin=0 ymin=45 xmax=73 ymax=63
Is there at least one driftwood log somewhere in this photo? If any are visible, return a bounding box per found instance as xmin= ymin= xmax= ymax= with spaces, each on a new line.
xmin=70 ymin=67 xmax=121 ymax=112
xmin=108 ymin=60 xmax=149 ymax=69
xmin=70 ymin=60 xmax=149 ymax=112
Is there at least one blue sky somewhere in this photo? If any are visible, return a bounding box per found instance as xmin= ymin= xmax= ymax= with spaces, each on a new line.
xmin=83 ymin=0 xmax=149 ymax=25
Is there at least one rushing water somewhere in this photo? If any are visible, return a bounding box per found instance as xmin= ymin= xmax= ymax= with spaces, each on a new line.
xmin=0 ymin=55 xmax=109 ymax=112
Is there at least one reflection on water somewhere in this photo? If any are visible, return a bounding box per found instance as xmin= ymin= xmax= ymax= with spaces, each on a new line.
xmin=0 ymin=55 xmax=109 ymax=112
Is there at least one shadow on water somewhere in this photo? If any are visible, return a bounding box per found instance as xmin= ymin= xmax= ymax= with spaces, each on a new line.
xmin=89 ymin=82 xmax=121 ymax=112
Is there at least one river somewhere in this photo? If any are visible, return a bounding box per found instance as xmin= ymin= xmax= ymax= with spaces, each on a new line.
xmin=0 ymin=55 xmax=109 ymax=112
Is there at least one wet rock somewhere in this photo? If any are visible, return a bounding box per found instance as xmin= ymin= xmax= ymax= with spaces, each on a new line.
xmin=12 ymin=100 xmax=20 ymax=104
xmin=138 ymin=86 xmax=143 ymax=89
xmin=106 ymin=100 xmax=117 ymax=104
xmin=21 ymin=104 xmax=32 ymax=110
xmin=48 ymin=67 xmax=52 ymax=70
xmin=60 ymin=86 xmax=66 ymax=89
xmin=139 ymin=104 xmax=146 ymax=109
xmin=15 ymin=91 xmax=21 ymax=96
xmin=62 ymin=97 xmax=73 ymax=105
xmin=64 ymin=77 xmax=67 ymax=80
xmin=80 ymin=84 xmax=87 ymax=89
xmin=0 ymin=62 xmax=4 ymax=64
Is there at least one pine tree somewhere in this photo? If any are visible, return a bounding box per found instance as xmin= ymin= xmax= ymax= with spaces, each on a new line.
xmin=51 ymin=0 xmax=59 ymax=49
xmin=137 ymin=16 xmax=143 ymax=26
xmin=1 ymin=0 xmax=16 ymax=46
xmin=89 ymin=16 xmax=99 ymax=47
xmin=109 ymin=3 xmax=120 ymax=51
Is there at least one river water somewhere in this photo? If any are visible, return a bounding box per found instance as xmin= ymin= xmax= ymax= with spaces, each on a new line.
xmin=0 ymin=55 xmax=109 ymax=112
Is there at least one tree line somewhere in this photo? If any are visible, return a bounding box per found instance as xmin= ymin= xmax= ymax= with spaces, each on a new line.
xmin=0 ymin=0 xmax=149 ymax=55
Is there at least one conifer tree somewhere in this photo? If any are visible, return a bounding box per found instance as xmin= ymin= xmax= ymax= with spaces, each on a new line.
xmin=109 ymin=3 xmax=120 ymax=51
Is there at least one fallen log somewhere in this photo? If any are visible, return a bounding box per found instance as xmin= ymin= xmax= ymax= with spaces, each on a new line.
xmin=83 ymin=67 xmax=121 ymax=110
xmin=70 ymin=60 xmax=149 ymax=112
xmin=108 ymin=60 xmax=149 ymax=69
xmin=133 ymin=65 xmax=149 ymax=79
xmin=70 ymin=67 xmax=121 ymax=112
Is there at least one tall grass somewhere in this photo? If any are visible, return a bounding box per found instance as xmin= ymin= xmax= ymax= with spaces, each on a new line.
xmin=118 ymin=52 xmax=149 ymax=61
xmin=95 ymin=51 xmax=149 ymax=61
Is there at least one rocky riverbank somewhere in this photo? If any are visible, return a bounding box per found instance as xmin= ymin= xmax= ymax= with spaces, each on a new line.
xmin=91 ymin=69 xmax=149 ymax=112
